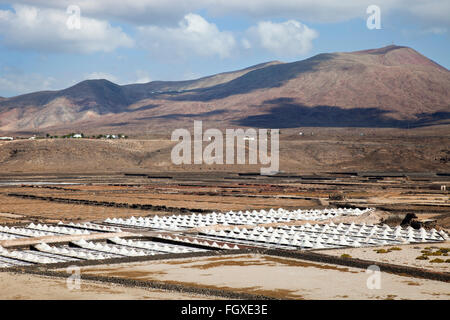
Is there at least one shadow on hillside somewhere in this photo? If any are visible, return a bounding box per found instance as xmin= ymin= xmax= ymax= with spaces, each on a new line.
xmin=137 ymin=109 xmax=227 ymax=121
xmin=235 ymin=98 xmax=450 ymax=128
xmin=126 ymin=104 xmax=160 ymax=112
xmin=168 ymin=54 xmax=336 ymax=102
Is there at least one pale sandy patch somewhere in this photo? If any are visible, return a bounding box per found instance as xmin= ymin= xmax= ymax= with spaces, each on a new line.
xmin=78 ymin=254 xmax=450 ymax=300
xmin=0 ymin=271 xmax=215 ymax=300
xmin=319 ymin=242 xmax=450 ymax=273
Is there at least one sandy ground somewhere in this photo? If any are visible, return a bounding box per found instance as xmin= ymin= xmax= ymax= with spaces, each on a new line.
xmin=77 ymin=254 xmax=450 ymax=300
xmin=0 ymin=271 xmax=214 ymax=300
xmin=319 ymin=242 xmax=450 ymax=273
xmin=0 ymin=193 xmax=154 ymax=223
xmin=3 ymin=186 xmax=318 ymax=212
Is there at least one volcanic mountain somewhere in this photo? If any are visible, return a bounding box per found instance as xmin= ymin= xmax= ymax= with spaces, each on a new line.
xmin=0 ymin=45 xmax=449 ymax=133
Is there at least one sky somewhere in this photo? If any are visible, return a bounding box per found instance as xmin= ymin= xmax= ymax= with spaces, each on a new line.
xmin=0 ymin=0 xmax=449 ymax=97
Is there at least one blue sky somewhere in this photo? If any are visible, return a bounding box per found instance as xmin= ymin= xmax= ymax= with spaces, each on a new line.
xmin=0 ymin=1 xmax=448 ymax=97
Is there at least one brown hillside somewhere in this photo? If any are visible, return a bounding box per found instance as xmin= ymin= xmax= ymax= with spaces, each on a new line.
xmin=0 ymin=45 xmax=449 ymax=133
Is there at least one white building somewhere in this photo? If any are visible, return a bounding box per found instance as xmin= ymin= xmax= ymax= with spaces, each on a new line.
xmin=0 ymin=137 xmax=13 ymax=141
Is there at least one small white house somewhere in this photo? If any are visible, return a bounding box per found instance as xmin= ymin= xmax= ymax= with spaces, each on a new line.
xmin=0 ymin=137 xmax=13 ymax=141
xmin=72 ymin=134 xmax=83 ymax=138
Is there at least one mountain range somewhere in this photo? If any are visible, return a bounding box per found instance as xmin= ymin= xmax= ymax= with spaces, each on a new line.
xmin=0 ymin=45 xmax=449 ymax=133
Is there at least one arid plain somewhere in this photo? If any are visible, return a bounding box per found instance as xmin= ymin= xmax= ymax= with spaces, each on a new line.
xmin=0 ymin=127 xmax=448 ymax=300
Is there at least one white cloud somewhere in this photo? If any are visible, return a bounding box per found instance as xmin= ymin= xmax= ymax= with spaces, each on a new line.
xmin=0 ymin=68 xmax=56 ymax=97
xmin=1 ymin=1 xmax=449 ymax=49
xmin=182 ymin=71 xmax=202 ymax=80
xmin=0 ymin=5 xmax=134 ymax=53
xmin=405 ymin=1 xmax=450 ymax=28
xmin=0 ymin=68 xmax=152 ymax=97
xmin=84 ymin=70 xmax=152 ymax=85
xmin=4 ymin=0 xmax=450 ymax=28
xmin=133 ymin=70 xmax=152 ymax=84
xmin=421 ymin=27 xmax=447 ymax=35
xmin=138 ymin=13 xmax=236 ymax=59
xmin=84 ymin=72 xmax=119 ymax=83
xmin=241 ymin=38 xmax=252 ymax=49
xmin=246 ymin=20 xmax=318 ymax=56
xmin=0 ymin=0 xmax=207 ymax=26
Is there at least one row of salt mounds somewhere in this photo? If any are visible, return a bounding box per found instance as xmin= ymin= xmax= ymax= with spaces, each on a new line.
xmin=58 ymin=221 xmax=122 ymax=233
xmin=0 ymin=261 xmax=10 ymax=268
xmin=27 ymin=223 xmax=90 ymax=235
xmin=0 ymin=252 xmax=33 ymax=267
xmin=20 ymin=249 xmax=77 ymax=262
xmin=109 ymin=237 xmax=208 ymax=254
xmin=0 ymin=232 xmax=22 ymax=240
xmin=35 ymin=243 xmax=111 ymax=261
xmin=156 ymin=234 xmax=241 ymax=250
xmin=0 ymin=245 xmax=60 ymax=264
xmin=200 ymin=222 xmax=447 ymax=250
xmin=0 ymin=225 xmax=59 ymax=237
xmin=73 ymin=239 xmax=150 ymax=257
xmin=104 ymin=208 xmax=372 ymax=231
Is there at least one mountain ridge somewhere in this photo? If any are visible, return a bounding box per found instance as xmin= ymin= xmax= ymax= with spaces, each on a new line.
xmin=0 ymin=45 xmax=449 ymax=133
